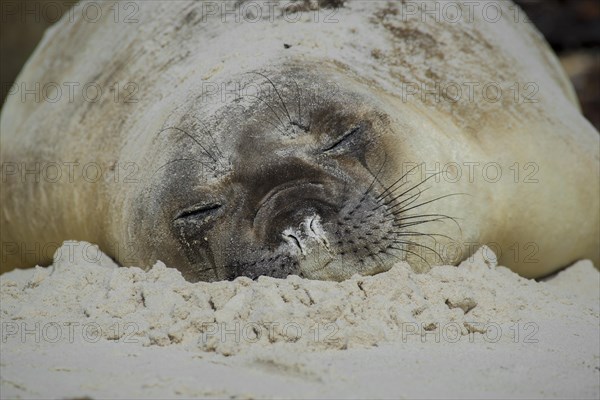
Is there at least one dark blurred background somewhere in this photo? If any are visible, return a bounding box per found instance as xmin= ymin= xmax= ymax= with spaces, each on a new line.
xmin=515 ymin=0 xmax=600 ymax=130
xmin=1 ymin=0 xmax=599 ymax=129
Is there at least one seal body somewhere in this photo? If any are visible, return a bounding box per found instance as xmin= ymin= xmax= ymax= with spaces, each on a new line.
xmin=1 ymin=0 xmax=598 ymax=281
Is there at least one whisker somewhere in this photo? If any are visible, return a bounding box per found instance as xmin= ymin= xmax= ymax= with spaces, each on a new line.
xmin=157 ymin=126 xmax=218 ymax=164
xmin=191 ymin=117 xmax=227 ymax=167
xmin=249 ymin=72 xmax=293 ymax=124
xmin=152 ymin=158 xmax=215 ymax=178
xmin=388 ymin=245 xmax=431 ymax=268
xmin=391 ymin=213 xmax=463 ymax=233
xmin=390 ymin=239 xmax=444 ymax=262
xmin=370 ymin=248 xmax=388 ymax=271
xmin=380 ymin=188 xmax=428 ymax=214
xmin=394 ymin=218 xmax=448 ymax=229
xmin=389 ymin=231 xmax=454 ymax=241
xmin=241 ymin=93 xmax=288 ymax=134
xmin=381 ymin=248 xmax=404 ymax=264
xmin=375 ymin=162 xmax=424 ymax=201
xmin=291 ymin=77 xmax=306 ymax=130
xmin=377 ymin=171 xmax=445 ymax=209
xmin=393 ymin=213 xmax=459 ymax=222
xmin=359 ymin=153 xmax=388 ymax=204
xmin=394 ymin=193 xmax=466 ymax=215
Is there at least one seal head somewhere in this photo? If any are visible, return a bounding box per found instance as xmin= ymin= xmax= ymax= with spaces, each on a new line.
xmin=128 ymin=69 xmax=447 ymax=282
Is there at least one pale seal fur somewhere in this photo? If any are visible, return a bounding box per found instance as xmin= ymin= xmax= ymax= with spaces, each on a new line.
xmin=1 ymin=0 xmax=598 ymax=281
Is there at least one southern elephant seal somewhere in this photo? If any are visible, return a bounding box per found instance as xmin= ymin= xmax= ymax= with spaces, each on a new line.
xmin=1 ymin=0 xmax=598 ymax=281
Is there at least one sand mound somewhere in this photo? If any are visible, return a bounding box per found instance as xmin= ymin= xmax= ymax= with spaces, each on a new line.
xmin=1 ymin=241 xmax=598 ymax=399
xmin=2 ymin=242 xmax=598 ymax=355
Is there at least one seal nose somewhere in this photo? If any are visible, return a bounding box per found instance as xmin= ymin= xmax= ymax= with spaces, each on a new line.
xmin=254 ymin=181 xmax=338 ymax=246
xmin=281 ymin=215 xmax=335 ymax=277
xmin=282 ymin=215 xmax=331 ymax=256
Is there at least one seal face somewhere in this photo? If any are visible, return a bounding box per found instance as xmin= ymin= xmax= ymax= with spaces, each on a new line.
xmin=130 ymin=70 xmax=453 ymax=282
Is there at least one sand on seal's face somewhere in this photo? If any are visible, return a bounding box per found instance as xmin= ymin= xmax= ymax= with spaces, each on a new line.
xmin=1 ymin=241 xmax=598 ymax=399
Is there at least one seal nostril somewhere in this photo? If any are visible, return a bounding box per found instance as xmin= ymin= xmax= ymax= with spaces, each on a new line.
xmin=286 ymin=234 xmax=303 ymax=251
xmin=309 ymin=217 xmax=317 ymax=235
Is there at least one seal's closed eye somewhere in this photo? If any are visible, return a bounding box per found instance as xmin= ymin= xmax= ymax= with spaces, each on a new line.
xmin=175 ymin=203 xmax=222 ymax=222
xmin=323 ymin=125 xmax=363 ymax=153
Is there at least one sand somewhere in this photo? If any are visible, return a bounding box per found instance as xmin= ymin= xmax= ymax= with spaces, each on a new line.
xmin=1 ymin=241 xmax=598 ymax=399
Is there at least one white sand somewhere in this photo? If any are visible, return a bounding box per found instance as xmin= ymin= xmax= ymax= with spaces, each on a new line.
xmin=1 ymin=241 xmax=598 ymax=399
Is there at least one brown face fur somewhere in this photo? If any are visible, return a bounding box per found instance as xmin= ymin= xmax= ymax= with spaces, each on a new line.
xmin=127 ymin=68 xmax=449 ymax=282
